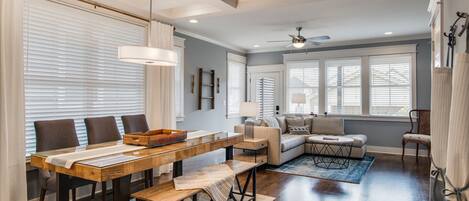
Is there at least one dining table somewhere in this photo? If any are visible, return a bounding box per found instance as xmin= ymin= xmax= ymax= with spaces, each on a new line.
xmin=30 ymin=131 xmax=244 ymax=201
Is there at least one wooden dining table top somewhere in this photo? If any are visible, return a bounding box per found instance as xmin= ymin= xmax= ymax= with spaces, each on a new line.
xmin=30 ymin=131 xmax=244 ymax=182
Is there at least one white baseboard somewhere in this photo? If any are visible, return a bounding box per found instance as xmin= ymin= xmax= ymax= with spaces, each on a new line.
xmin=367 ymin=145 xmax=429 ymax=157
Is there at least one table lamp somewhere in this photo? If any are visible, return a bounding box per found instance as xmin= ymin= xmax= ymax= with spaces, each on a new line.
xmin=240 ymin=102 xmax=258 ymax=139
xmin=292 ymin=93 xmax=306 ymax=113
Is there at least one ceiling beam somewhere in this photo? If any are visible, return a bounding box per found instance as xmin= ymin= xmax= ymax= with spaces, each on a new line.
xmin=221 ymin=0 xmax=239 ymax=8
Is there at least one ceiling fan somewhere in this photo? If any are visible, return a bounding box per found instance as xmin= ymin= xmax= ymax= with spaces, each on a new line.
xmin=267 ymin=27 xmax=330 ymax=48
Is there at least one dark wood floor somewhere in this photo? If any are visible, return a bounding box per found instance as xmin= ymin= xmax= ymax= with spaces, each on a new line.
xmin=250 ymin=153 xmax=430 ymax=201
xmin=82 ymin=153 xmax=430 ymax=201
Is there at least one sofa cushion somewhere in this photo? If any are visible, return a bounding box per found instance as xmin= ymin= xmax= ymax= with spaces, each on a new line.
xmin=263 ymin=117 xmax=280 ymax=128
xmin=304 ymin=117 xmax=314 ymax=134
xmin=346 ymin=134 xmax=368 ymax=147
xmin=276 ymin=116 xmax=287 ymax=134
xmin=311 ymin=117 xmax=345 ymax=135
xmin=281 ymin=134 xmax=306 ymax=152
xmin=286 ymin=117 xmax=304 ymax=131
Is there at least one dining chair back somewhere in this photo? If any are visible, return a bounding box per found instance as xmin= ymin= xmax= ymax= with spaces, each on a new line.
xmin=121 ymin=114 xmax=150 ymax=134
xmin=84 ymin=116 xmax=121 ymax=145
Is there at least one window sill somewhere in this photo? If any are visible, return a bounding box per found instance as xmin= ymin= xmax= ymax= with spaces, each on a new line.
xmin=226 ymin=114 xmax=242 ymax=119
xmin=326 ymin=114 xmax=410 ymax=122
xmin=176 ymin=116 xmax=184 ymax=122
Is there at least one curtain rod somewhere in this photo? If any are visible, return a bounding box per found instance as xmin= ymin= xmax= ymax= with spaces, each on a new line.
xmin=75 ymin=0 xmax=175 ymax=29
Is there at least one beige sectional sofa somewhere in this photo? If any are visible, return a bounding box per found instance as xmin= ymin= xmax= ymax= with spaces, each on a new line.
xmin=234 ymin=116 xmax=368 ymax=166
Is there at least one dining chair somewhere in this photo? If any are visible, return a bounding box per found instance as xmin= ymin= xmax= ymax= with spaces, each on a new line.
xmin=401 ymin=109 xmax=431 ymax=159
xmin=84 ymin=116 xmax=121 ymax=201
xmin=121 ymin=114 xmax=150 ymax=133
xmin=121 ymin=114 xmax=154 ymax=187
xmin=34 ymin=119 xmax=96 ymax=201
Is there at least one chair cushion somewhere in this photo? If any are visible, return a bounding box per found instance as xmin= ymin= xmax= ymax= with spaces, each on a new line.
xmin=281 ymin=134 xmax=306 ymax=152
xmin=276 ymin=116 xmax=287 ymax=134
xmin=311 ymin=117 xmax=345 ymax=135
xmin=403 ymin=133 xmax=431 ymax=143
xmin=346 ymin=134 xmax=368 ymax=147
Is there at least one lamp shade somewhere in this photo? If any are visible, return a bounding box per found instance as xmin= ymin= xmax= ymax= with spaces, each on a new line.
xmin=291 ymin=93 xmax=306 ymax=104
xmin=240 ymin=102 xmax=258 ymax=117
xmin=118 ymin=46 xmax=178 ymax=66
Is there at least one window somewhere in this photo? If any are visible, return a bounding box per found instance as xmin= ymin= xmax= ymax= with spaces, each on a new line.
xmin=370 ymin=54 xmax=412 ymax=116
xmin=287 ymin=60 xmax=320 ymax=114
xmin=227 ymin=53 xmax=246 ymax=117
xmin=326 ymin=58 xmax=361 ymax=115
xmin=283 ymin=44 xmax=416 ymax=118
xmin=174 ymin=37 xmax=185 ymax=121
xmin=23 ymin=0 xmax=146 ymax=155
xmin=256 ymin=78 xmax=275 ymax=119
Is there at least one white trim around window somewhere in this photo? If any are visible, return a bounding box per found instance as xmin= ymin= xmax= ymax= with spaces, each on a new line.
xmin=283 ymin=44 xmax=418 ymax=119
xmin=174 ymin=36 xmax=185 ymax=122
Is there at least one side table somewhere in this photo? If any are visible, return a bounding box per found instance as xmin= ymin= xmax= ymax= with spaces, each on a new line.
xmin=234 ymin=138 xmax=268 ymax=166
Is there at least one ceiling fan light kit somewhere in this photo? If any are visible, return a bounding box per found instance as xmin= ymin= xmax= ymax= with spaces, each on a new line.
xmin=267 ymin=26 xmax=330 ymax=49
xmin=118 ymin=0 xmax=177 ymax=67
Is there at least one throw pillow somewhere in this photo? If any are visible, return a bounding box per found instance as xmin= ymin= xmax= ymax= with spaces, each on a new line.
xmin=276 ymin=116 xmax=287 ymax=134
xmin=289 ymin=126 xmax=310 ymax=135
xmin=286 ymin=117 xmax=304 ymax=131
xmin=263 ymin=117 xmax=280 ymax=128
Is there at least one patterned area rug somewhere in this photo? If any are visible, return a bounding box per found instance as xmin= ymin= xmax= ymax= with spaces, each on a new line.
xmin=268 ymin=155 xmax=375 ymax=184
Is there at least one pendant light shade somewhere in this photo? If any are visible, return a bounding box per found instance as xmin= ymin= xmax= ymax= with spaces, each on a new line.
xmin=118 ymin=46 xmax=178 ymax=66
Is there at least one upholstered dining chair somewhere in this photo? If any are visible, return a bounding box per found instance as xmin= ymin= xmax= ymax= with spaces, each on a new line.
xmin=121 ymin=114 xmax=154 ymax=187
xmin=84 ymin=116 xmax=122 ymax=201
xmin=34 ymin=119 xmax=96 ymax=201
xmin=401 ymin=109 xmax=431 ymax=159
xmin=121 ymin=114 xmax=150 ymax=134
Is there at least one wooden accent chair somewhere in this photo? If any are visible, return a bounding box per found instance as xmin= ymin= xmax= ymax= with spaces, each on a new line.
xmin=34 ymin=119 xmax=96 ymax=201
xmin=401 ymin=109 xmax=431 ymax=159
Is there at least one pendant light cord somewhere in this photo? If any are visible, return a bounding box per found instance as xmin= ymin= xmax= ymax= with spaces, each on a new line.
xmin=148 ymin=0 xmax=153 ymax=46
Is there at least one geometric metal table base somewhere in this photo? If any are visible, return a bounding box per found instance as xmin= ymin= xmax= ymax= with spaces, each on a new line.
xmin=311 ymin=142 xmax=353 ymax=169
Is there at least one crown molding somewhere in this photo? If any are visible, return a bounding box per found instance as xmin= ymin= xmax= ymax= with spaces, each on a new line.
xmin=175 ymin=28 xmax=247 ymax=53
xmin=247 ymin=33 xmax=431 ymax=54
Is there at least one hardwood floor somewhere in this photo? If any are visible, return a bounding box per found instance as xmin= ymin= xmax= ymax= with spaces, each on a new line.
xmin=249 ymin=153 xmax=430 ymax=201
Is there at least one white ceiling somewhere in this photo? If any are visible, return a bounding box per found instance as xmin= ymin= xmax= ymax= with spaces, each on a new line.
xmin=97 ymin=0 xmax=431 ymax=53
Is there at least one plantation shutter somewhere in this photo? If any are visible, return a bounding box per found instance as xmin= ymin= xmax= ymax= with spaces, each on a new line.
xmin=369 ymin=54 xmax=412 ymax=116
xmin=256 ymin=78 xmax=275 ymax=119
xmin=23 ymin=0 xmax=146 ymax=155
xmin=325 ymin=58 xmax=362 ymax=115
xmin=286 ymin=60 xmax=320 ymax=114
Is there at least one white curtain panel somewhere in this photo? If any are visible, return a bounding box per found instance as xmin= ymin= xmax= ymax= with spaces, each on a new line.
xmin=446 ymin=53 xmax=469 ymax=201
xmin=430 ymin=68 xmax=452 ymax=169
xmin=0 ymin=0 xmax=27 ymax=200
xmin=146 ymin=21 xmax=176 ymax=174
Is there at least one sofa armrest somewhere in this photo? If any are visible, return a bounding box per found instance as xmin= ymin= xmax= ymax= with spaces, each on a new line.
xmin=234 ymin=125 xmax=282 ymax=165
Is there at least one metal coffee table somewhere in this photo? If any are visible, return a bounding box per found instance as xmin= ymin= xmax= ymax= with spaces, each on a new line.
xmin=308 ymin=136 xmax=354 ymax=169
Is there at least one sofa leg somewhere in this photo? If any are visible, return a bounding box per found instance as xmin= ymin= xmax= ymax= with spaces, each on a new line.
xmin=401 ymin=140 xmax=406 ymax=160
xmin=416 ymin=143 xmax=419 ymax=159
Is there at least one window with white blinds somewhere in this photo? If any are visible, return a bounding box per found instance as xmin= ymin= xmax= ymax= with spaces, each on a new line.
xmin=255 ymin=78 xmax=275 ymax=119
xmin=287 ymin=60 xmax=320 ymax=114
xmin=326 ymin=58 xmax=361 ymax=115
xmin=23 ymin=0 xmax=146 ymax=155
xmin=227 ymin=53 xmax=246 ymax=117
xmin=370 ymin=54 xmax=412 ymax=116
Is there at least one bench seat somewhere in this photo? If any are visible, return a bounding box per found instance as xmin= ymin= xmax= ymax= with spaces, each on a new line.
xmin=132 ymin=160 xmax=257 ymax=201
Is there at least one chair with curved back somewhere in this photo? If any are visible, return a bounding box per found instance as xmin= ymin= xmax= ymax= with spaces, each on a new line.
xmin=401 ymin=109 xmax=431 ymax=159
xmin=34 ymin=119 xmax=96 ymax=201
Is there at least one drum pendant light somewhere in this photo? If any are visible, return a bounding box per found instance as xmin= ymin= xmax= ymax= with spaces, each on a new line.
xmin=118 ymin=0 xmax=177 ymax=66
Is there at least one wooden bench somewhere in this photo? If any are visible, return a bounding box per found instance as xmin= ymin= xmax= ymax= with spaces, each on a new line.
xmin=132 ymin=160 xmax=257 ymax=201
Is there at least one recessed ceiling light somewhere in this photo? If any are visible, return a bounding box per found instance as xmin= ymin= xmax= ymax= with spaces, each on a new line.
xmin=384 ymin=32 xmax=393 ymax=35
xmin=189 ymin=19 xmax=199 ymax=24
xmin=253 ymin=45 xmax=260 ymax=48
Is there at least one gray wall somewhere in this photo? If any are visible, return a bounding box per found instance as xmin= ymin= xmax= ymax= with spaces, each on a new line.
xmin=175 ymin=32 xmax=244 ymax=132
xmin=248 ymin=39 xmax=432 ymax=148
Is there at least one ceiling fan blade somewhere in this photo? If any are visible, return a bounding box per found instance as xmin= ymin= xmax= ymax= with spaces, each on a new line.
xmin=307 ymin=35 xmax=331 ymax=41
xmin=289 ymin=34 xmax=299 ymax=39
xmin=310 ymin=41 xmax=322 ymax=46
xmin=267 ymin=40 xmax=290 ymax=43
xmin=286 ymin=43 xmax=293 ymax=48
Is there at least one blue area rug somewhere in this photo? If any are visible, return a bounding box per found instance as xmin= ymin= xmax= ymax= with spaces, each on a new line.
xmin=268 ymin=155 xmax=375 ymax=184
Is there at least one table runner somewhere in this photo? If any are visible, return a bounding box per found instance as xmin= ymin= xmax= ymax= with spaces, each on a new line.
xmin=45 ymin=144 xmax=146 ymax=168
xmin=174 ymin=164 xmax=235 ymax=201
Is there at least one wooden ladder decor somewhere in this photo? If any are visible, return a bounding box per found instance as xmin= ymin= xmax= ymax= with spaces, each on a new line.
xmin=197 ymin=68 xmax=215 ymax=110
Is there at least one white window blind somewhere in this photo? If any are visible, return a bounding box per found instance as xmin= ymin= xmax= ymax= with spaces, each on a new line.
xmin=370 ymin=54 xmax=412 ymax=116
xmin=227 ymin=53 xmax=246 ymax=117
xmin=287 ymin=60 xmax=320 ymax=114
xmin=326 ymin=58 xmax=361 ymax=115
xmin=174 ymin=38 xmax=185 ymax=121
xmin=23 ymin=0 xmax=146 ymax=155
xmin=256 ymin=78 xmax=275 ymax=119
